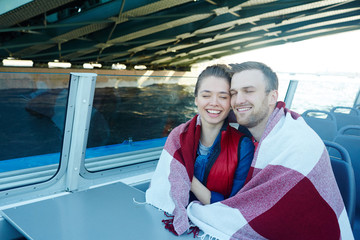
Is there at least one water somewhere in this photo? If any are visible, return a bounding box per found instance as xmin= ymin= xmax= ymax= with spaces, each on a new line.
xmin=0 ymin=75 xmax=359 ymax=161
xmin=92 ymin=84 xmax=197 ymax=144
xmin=0 ymin=88 xmax=64 ymax=161
xmin=0 ymin=84 xmax=197 ymax=161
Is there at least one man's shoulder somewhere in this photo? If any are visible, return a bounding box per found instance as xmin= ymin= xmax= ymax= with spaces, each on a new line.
xmin=267 ymin=109 xmax=324 ymax=148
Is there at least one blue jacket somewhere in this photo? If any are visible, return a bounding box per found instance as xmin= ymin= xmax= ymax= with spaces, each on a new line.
xmin=194 ymin=121 xmax=254 ymax=203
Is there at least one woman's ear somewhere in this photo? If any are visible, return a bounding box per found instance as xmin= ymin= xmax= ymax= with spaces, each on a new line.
xmin=194 ymin=97 xmax=198 ymax=107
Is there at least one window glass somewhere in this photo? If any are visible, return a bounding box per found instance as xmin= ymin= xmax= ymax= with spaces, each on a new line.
xmin=83 ymin=72 xmax=359 ymax=173
xmin=0 ymin=72 xmax=69 ymax=189
xmin=277 ymin=74 xmax=291 ymax=103
xmin=288 ymin=74 xmax=360 ymax=114
xmin=84 ymin=73 xmax=197 ymax=172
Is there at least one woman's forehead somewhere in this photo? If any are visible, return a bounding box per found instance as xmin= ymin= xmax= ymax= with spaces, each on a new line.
xmin=198 ymin=76 xmax=230 ymax=89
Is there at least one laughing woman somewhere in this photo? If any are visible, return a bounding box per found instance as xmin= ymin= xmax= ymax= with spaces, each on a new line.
xmin=145 ymin=64 xmax=254 ymax=235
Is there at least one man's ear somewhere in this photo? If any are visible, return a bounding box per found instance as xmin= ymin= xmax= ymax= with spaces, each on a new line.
xmin=268 ymin=90 xmax=278 ymax=105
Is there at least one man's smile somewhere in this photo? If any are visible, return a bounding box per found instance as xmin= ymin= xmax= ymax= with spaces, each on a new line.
xmin=235 ymin=106 xmax=252 ymax=113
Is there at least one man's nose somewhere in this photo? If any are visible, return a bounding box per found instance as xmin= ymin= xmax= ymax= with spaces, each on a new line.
xmin=233 ymin=92 xmax=245 ymax=104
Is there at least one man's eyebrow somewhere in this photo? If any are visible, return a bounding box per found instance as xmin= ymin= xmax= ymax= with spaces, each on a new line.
xmin=244 ymin=86 xmax=256 ymax=90
xmin=230 ymin=86 xmax=255 ymax=91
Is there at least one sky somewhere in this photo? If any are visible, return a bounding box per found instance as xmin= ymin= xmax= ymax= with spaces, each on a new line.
xmin=193 ymin=29 xmax=360 ymax=75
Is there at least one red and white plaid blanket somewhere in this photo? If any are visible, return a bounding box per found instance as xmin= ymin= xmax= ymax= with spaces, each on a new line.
xmin=146 ymin=103 xmax=354 ymax=239
xmin=146 ymin=114 xmax=201 ymax=234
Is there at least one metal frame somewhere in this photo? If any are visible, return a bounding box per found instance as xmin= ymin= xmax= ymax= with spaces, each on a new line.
xmin=2 ymin=1 xmax=360 ymax=70
xmin=284 ymin=80 xmax=299 ymax=109
xmin=353 ymin=89 xmax=360 ymax=108
xmin=65 ymin=73 xmax=97 ymax=191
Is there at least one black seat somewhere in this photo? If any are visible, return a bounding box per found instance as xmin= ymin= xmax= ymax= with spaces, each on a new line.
xmin=324 ymin=140 xmax=356 ymax=228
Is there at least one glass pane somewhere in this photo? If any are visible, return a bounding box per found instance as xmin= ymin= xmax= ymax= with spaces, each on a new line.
xmin=84 ymin=73 xmax=197 ymax=171
xmin=289 ymin=74 xmax=360 ymax=114
xmin=277 ymin=73 xmax=291 ymax=103
xmin=0 ymin=72 xmax=69 ymax=189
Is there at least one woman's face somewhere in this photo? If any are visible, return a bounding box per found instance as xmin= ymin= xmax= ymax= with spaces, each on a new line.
xmin=195 ymin=76 xmax=231 ymax=127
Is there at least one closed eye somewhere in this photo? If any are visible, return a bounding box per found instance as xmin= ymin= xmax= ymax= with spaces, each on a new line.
xmin=244 ymin=87 xmax=256 ymax=93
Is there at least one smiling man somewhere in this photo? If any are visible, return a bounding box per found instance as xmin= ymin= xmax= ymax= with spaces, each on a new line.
xmin=186 ymin=61 xmax=354 ymax=240
xmin=230 ymin=62 xmax=278 ymax=142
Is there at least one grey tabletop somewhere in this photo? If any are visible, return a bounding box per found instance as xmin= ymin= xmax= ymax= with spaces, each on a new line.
xmin=1 ymin=182 xmax=197 ymax=240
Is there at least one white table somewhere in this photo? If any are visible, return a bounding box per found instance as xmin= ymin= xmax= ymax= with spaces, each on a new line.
xmin=1 ymin=182 xmax=196 ymax=240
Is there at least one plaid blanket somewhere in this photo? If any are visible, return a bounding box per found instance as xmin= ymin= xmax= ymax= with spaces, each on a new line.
xmin=146 ymin=114 xmax=201 ymax=234
xmin=187 ymin=102 xmax=354 ymax=239
xmin=146 ymin=103 xmax=354 ymax=239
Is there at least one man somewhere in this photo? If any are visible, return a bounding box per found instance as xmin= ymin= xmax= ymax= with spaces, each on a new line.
xmin=186 ymin=61 xmax=354 ymax=239
xmin=230 ymin=61 xmax=278 ymax=143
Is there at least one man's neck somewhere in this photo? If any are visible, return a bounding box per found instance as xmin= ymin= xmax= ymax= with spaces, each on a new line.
xmin=248 ymin=124 xmax=265 ymax=142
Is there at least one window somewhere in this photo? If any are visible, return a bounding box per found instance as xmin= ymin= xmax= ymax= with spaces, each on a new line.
xmin=288 ymin=74 xmax=360 ymax=114
xmin=0 ymin=72 xmax=69 ymax=190
xmin=83 ymin=73 xmax=197 ymax=172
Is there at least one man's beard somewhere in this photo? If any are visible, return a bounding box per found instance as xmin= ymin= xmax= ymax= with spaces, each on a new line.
xmin=235 ymin=98 xmax=269 ymax=129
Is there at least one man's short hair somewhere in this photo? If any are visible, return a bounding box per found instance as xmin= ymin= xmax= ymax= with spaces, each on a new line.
xmin=230 ymin=61 xmax=278 ymax=92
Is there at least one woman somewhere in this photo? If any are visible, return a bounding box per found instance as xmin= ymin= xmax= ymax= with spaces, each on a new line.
xmin=145 ymin=64 xmax=254 ymax=235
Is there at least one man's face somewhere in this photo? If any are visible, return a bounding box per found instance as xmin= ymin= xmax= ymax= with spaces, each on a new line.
xmin=230 ymin=69 xmax=274 ymax=129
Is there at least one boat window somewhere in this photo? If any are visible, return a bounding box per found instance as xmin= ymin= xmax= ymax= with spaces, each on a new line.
xmin=84 ymin=73 xmax=197 ymax=172
xmin=0 ymin=72 xmax=69 ymax=190
xmin=288 ymin=74 xmax=360 ymax=114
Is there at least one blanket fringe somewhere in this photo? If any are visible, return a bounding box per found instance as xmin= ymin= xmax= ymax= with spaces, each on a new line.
xmin=162 ymin=212 xmax=201 ymax=238
xmin=187 ymin=226 xmax=200 ymax=238
xmin=162 ymin=212 xmax=179 ymax=236
xmin=198 ymin=232 xmax=219 ymax=240
xmin=132 ymin=197 xmax=147 ymax=205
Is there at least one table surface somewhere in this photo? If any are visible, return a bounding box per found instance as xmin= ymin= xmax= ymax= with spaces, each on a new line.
xmin=1 ymin=182 xmax=196 ymax=240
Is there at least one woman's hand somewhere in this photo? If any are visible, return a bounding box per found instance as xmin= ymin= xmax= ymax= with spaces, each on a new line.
xmin=191 ymin=176 xmax=211 ymax=205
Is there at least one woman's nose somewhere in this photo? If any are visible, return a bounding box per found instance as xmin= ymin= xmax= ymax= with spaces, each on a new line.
xmin=210 ymin=96 xmax=219 ymax=105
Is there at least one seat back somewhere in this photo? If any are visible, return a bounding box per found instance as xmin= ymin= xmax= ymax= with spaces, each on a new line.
xmin=338 ymin=125 xmax=360 ymax=137
xmin=301 ymin=110 xmax=337 ymax=141
xmin=330 ymin=106 xmax=360 ymax=130
xmin=332 ymin=128 xmax=360 ymax=223
xmin=324 ymin=140 xmax=356 ymax=228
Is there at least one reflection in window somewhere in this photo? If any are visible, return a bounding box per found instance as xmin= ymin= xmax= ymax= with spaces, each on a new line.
xmin=85 ymin=75 xmax=197 ymax=172
xmin=0 ymin=72 xmax=69 ymax=189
